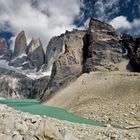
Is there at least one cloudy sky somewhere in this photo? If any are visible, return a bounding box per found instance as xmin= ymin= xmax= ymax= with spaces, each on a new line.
xmin=0 ymin=0 xmax=140 ymax=47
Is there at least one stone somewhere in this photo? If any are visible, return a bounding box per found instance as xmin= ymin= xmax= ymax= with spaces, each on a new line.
xmin=130 ymin=46 xmax=140 ymax=72
xmin=46 ymin=36 xmax=64 ymax=70
xmin=12 ymin=134 xmax=23 ymax=140
xmin=40 ymin=19 xmax=123 ymax=102
xmin=0 ymin=39 xmax=12 ymax=61
xmin=64 ymin=133 xmax=79 ymax=140
xmin=0 ymin=67 xmax=50 ymax=99
xmin=40 ymin=30 xmax=86 ymax=102
xmin=83 ymin=19 xmax=122 ymax=73
xmin=13 ymin=31 xmax=28 ymax=58
xmin=15 ymin=120 xmax=28 ymax=135
xmin=27 ymin=38 xmax=45 ymax=70
xmin=1 ymin=114 xmax=15 ymax=131
xmin=0 ymin=133 xmax=12 ymax=140
xmin=9 ymin=31 xmax=28 ymax=68
xmin=35 ymin=119 xmax=63 ymax=140
xmin=0 ymin=38 xmax=7 ymax=49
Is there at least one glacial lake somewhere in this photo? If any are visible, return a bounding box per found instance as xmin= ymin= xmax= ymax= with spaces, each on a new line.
xmin=0 ymin=99 xmax=121 ymax=128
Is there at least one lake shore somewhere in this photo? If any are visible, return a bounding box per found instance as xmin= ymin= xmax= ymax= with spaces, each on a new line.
xmin=0 ymin=104 xmax=139 ymax=140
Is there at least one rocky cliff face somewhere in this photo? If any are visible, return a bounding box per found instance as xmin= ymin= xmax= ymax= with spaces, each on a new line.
xmin=0 ymin=68 xmax=49 ymax=99
xmin=0 ymin=39 xmax=12 ymax=61
xmin=83 ymin=19 xmax=122 ymax=72
xmin=130 ymin=40 xmax=140 ymax=72
xmin=40 ymin=19 xmax=140 ymax=102
xmin=26 ymin=38 xmax=45 ymax=70
xmin=40 ymin=30 xmax=86 ymax=101
xmin=13 ymin=31 xmax=28 ymax=58
xmin=0 ymin=18 xmax=140 ymax=99
xmin=0 ymin=31 xmax=49 ymax=99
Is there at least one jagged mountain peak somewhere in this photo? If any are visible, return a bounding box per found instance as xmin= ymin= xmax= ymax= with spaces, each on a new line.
xmin=89 ymin=18 xmax=115 ymax=32
xmin=28 ymin=37 xmax=42 ymax=51
xmin=13 ymin=30 xmax=27 ymax=58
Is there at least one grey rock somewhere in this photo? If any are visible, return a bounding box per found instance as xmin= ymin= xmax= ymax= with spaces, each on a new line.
xmin=12 ymin=134 xmax=23 ymax=140
xmin=0 ymin=67 xmax=50 ymax=99
xmin=0 ymin=133 xmax=12 ymax=140
xmin=15 ymin=120 xmax=28 ymax=135
xmin=40 ymin=30 xmax=86 ymax=101
xmin=28 ymin=38 xmax=45 ymax=70
xmin=0 ymin=39 xmax=12 ymax=61
xmin=83 ymin=19 xmax=122 ymax=72
xmin=9 ymin=31 xmax=28 ymax=68
xmin=9 ymin=55 xmax=27 ymax=68
xmin=35 ymin=119 xmax=63 ymax=140
xmin=130 ymin=38 xmax=140 ymax=72
xmin=40 ymin=20 xmax=123 ymax=102
xmin=64 ymin=133 xmax=79 ymax=140
xmin=46 ymin=36 xmax=64 ymax=70
xmin=13 ymin=31 xmax=28 ymax=58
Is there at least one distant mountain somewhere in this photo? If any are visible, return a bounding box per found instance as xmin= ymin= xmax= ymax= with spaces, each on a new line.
xmin=0 ymin=19 xmax=139 ymax=100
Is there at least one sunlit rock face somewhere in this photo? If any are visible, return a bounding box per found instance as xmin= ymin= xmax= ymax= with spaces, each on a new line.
xmin=40 ymin=30 xmax=86 ymax=101
xmin=82 ymin=19 xmax=123 ymax=72
xmin=27 ymin=38 xmax=45 ymax=70
xmin=13 ymin=31 xmax=28 ymax=58
xmin=40 ymin=19 xmax=140 ymax=102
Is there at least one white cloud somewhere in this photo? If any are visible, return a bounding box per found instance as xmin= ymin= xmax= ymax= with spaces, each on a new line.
xmin=110 ymin=16 xmax=140 ymax=35
xmin=94 ymin=0 xmax=120 ymax=21
xmin=109 ymin=16 xmax=131 ymax=29
xmin=0 ymin=0 xmax=83 ymax=48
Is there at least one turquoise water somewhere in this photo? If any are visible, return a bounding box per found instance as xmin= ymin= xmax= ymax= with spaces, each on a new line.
xmin=0 ymin=99 xmax=121 ymax=128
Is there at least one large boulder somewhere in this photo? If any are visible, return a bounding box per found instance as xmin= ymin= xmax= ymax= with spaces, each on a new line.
xmin=35 ymin=119 xmax=63 ymax=140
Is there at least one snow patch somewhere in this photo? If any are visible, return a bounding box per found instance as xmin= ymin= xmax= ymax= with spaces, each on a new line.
xmin=0 ymin=59 xmax=51 ymax=80
xmin=0 ymin=54 xmax=4 ymax=59
xmin=11 ymin=53 xmax=27 ymax=62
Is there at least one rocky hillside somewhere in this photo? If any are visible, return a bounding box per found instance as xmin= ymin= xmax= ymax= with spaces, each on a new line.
xmin=0 ymin=18 xmax=139 ymax=99
xmin=45 ymin=72 xmax=140 ymax=127
xmin=40 ymin=19 xmax=140 ymax=102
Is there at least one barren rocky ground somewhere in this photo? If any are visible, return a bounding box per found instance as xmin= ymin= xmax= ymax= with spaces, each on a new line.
xmin=46 ymin=71 xmax=140 ymax=138
xmin=0 ymin=104 xmax=140 ymax=140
